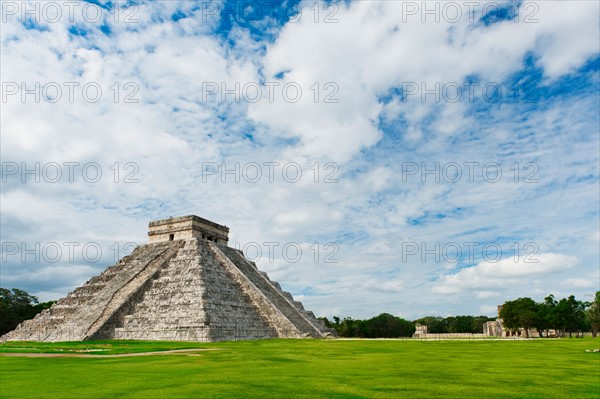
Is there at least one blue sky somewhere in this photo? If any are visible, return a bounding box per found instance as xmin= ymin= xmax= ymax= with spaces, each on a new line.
xmin=1 ymin=0 xmax=599 ymax=319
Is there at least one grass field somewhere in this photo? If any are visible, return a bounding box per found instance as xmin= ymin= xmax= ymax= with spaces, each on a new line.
xmin=1 ymin=338 xmax=599 ymax=398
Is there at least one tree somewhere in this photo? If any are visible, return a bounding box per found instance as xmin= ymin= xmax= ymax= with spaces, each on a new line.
xmin=333 ymin=316 xmax=340 ymax=326
xmin=536 ymin=295 xmax=558 ymax=337
xmin=364 ymin=313 xmax=415 ymax=338
xmin=336 ymin=317 xmax=368 ymax=338
xmin=586 ymin=291 xmax=600 ymax=338
xmin=535 ymin=303 xmax=549 ymax=337
xmin=555 ymin=295 xmax=586 ymax=338
xmin=499 ymin=297 xmax=540 ymax=338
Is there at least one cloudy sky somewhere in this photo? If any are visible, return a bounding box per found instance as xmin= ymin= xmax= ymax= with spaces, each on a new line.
xmin=1 ymin=0 xmax=598 ymax=320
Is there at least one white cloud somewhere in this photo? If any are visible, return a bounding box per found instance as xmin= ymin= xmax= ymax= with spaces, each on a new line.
xmin=432 ymin=253 xmax=579 ymax=294
xmin=563 ymin=278 xmax=596 ymax=289
xmin=479 ymin=304 xmax=498 ymax=315
xmin=475 ymin=291 xmax=501 ymax=299
xmin=531 ymin=2 xmax=600 ymax=78
xmin=248 ymin=1 xmax=600 ymax=163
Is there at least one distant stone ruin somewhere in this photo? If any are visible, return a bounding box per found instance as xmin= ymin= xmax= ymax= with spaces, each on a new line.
xmin=412 ymin=323 xmax=428 ymax=338
xmin=2 ymin=215 xmax=336 ymax=342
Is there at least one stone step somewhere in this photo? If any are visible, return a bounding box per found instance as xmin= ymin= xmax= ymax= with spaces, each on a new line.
xmin=219 ymin=246 xmax=324 ymax=338
xmin=1 ymin=241 xmax=179 ymax=342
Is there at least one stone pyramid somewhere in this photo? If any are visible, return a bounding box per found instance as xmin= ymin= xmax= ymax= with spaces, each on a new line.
xmin=2 ymin=216 xmax=336 ymax=342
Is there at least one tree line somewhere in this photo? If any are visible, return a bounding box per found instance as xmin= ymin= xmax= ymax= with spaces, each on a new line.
xmin=322 ymin=291 xmax=600 ymax=338
xmin=412 ymin=315 xmax=495 ymax=334
xmin=320 ymin=314 xmax=494 ymax=338
xmin=499 ymin=292 xmax=600 ymax=338
xmin=321 ymin=313 xmax=416 ymax=338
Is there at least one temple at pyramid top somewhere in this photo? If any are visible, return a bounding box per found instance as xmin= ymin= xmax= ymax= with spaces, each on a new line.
xmin=148 ymin=215 xmax=229 ymax=245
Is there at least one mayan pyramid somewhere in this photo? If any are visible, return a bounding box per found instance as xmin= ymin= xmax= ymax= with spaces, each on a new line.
xmin=2 ymin=215 xmax=336 ymax=342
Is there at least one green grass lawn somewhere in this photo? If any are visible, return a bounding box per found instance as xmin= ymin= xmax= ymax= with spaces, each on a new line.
xmin=1 ymin=338 xmax=599 ymax=398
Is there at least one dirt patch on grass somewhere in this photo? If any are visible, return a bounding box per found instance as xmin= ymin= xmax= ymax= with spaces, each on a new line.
xmin=0 ymin=348 xmax=220 ymax=358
